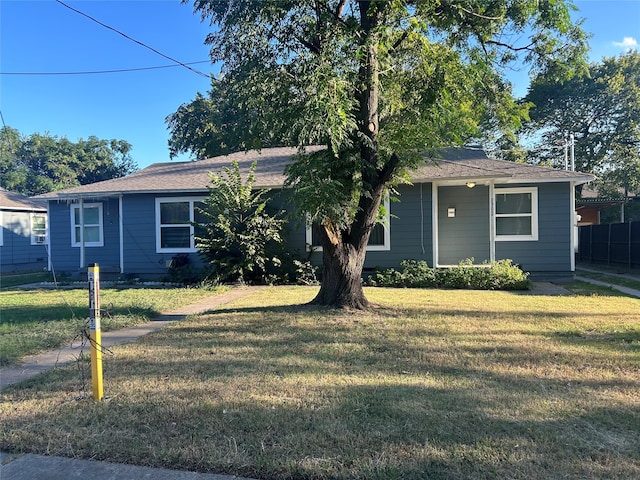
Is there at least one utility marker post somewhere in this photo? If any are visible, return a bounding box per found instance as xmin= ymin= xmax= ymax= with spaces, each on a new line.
xmin=88 ymin=263 xmax=104 ymax=401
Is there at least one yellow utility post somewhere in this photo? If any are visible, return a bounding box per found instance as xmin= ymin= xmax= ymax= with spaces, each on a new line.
xmin=88 ymin=263 xmax=104 ymax=401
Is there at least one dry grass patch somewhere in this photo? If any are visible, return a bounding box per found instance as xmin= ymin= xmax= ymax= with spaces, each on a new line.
xmin=1 ymin=286 xmax=638 ymax=479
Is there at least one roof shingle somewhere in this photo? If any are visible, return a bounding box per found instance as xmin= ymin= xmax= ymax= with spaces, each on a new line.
xmin=0 ymin=188 xmax=47 ymax=211
xmin=37 ymin=146 xmax=594 ymax=200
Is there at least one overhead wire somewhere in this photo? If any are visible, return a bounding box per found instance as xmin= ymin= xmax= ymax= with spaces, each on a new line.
xmin=0 ymin=61 xmax=211 ymax=76
xmin=53 ymin=0 xmax=210 ymax=78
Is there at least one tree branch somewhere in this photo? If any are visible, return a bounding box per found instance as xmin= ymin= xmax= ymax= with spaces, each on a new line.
xmin=483 ymin=39 xmax=536 ymax=53
xmin=390 ymin=28 xmax=412 ymax=53
xmin=455 ymin=4 xmax=503 ymax=21
xmin=335 ymin=0 xmax=348 ymax=20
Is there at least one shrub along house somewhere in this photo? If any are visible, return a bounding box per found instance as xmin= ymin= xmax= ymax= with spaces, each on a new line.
xmin=0 ymin=188 xmax=48 ymax=273
xmin=37 ymin=146 xmax=594 ymax=281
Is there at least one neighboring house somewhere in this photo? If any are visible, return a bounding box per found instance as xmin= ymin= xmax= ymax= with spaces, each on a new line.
xmin=0 ymin=188 xmax=48 ymax=274
xmin=37 ymin=146 xmax=594 ymax=281
xmin=576 ymin=186 xmax=638 ymax=225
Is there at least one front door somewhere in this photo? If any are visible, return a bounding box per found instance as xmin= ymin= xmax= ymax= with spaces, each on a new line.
xmin=437 ymin=185 xmax=490 ymax=265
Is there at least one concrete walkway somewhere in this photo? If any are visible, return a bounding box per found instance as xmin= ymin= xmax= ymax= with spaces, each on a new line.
xmin=0 ymin=451 xmax=255 ymax=480
xmin=574 ymin=275 xmax=640 ymax=298
xmin=575 ymin=266 xmax=640 ymax=299
xmin=0 ymin=285 xmax=264 ymax=390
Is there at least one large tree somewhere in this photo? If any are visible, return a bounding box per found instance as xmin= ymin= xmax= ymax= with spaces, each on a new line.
xmin=520 ymin=51 xmax=640 ymax=194
xmin=168 ymin=0 xmax=587 ymax=308
xmin=0 ymin=127 xmax=137 ymax=196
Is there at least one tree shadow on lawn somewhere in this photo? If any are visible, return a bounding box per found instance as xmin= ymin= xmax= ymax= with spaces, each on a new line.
xmin=2 ymin=368 xmax=638 ymax=480
xmin=3 ymin=301 xmax=638 ymax=479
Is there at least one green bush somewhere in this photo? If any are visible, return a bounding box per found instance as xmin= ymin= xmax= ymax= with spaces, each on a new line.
xmin=196 ymin=160 xmax=287 ymax=285
xmin=365 ymin=259 xmax=530 ymax=290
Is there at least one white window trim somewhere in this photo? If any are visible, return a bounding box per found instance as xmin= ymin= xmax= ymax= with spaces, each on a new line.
xmin=155 ymin=197 xmax=206 ymax=253
xmin=494 ymin=187 xmax=538 ymax=241
xmin=71 ymin=203 xmax=104 ymax=247
xmin=306 ymin=196 xmax=391 ymax=252
xmin=30 ymin=212 xmax=48 ymax=245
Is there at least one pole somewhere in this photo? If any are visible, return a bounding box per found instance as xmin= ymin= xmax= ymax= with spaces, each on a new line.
xmin=88 ymin=263 xmax=104 ymax=401
xmin=570 ymin=133 xmax=575 ymax=172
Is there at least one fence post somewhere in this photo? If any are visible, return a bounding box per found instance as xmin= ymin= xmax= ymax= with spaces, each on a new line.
xmin=608 ymin=223 xmax=612 ymax=266
xmin=629 ymin=222 xmax=632 ymax=271
xmin=88 ymin=263 xmax=104 ymax=401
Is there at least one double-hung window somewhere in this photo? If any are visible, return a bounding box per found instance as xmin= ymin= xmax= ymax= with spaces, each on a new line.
xmin=306 ymin=196 xmax=391 ymax=251
xmin=494 ymin=187 xmax=538 ymax=241
xmin=31 ymin=213 xmax=47 ymax=245
xmin=155 ymin=197 xmax=205 ymax=253
xmin=71 ymin=203 xmax=103 ymax=247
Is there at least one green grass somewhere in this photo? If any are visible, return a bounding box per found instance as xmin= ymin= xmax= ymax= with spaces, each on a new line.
xmin=0 ymin=271 xmax=53 ymax=289
xmin=0 ymin=286 xmax=222 ymax=366
xmin=1 ymin=286 xmax=638 ymax=479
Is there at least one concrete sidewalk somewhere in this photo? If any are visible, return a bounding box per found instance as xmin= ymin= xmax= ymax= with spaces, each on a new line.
xmin=0 ymin=452 xmax=255 ymax=480
xmin=575 ymin=266 xmax=640 ymax=298
xmin=574 ymin=275 xmax=640 ymax=298
xmin=0 ymin=285 xmax=264 ymax=389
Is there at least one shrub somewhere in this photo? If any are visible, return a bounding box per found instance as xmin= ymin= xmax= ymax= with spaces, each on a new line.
xmin=195 ymin=160 xmax=287 ymax=285
xmin=365 ymin=259 xmax=530 ymax=290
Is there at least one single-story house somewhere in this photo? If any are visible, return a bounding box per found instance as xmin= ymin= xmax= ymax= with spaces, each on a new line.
xmin=37 ymin=146 xmax=594 ymax=281
xmin=0 ymin=188 xmax=48 ymax=274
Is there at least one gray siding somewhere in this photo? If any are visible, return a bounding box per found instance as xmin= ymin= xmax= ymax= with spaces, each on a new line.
xmin=365 ymin=183 xmax=433 ymax=269
xmin=0 ymin=210 xmax=48 ymax=273
xmin=495 ymin=182 xmax=572 ymax=273
xmin=48 ymin=199 xmax=121 ymax=276
xmin=301 ymin=184 xmax=434 ymax=270
xmin=123 ymin=193 xmax=207 ymax=278
xmin=44 ymin=181 xmax=576 ymax=279
xmin=437 ymin=185 xmax=490 ymax=265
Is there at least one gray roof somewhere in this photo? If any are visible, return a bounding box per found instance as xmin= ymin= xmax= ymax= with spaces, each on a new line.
xmin=0 ymin=188 xmax=47 ymax=211
xmin=37 ymin=146 xmax=594 ymax=201
xmin=415 ymin=147 xmax=595 ymax=184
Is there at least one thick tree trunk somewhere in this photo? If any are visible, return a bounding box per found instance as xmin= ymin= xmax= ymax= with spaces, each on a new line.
xmin=311 ymin=240 xmax=370 ymax=309
xmin=309 ymin=1 xmax=391 ymax=310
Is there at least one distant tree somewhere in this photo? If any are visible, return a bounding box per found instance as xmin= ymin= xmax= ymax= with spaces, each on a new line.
xmin=0 ymin=127 xmax=138 ymax=196
xmin=520 ymin=51 xmax=640 ymax=195
xmin=195 ymin=161 xmax=287 ymax=284
xmin=169 ymin=0 xmax=587 ymax=308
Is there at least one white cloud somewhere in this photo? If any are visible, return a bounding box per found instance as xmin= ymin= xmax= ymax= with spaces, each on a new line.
xmin=613 ymin=37 xmax=638 ymax=49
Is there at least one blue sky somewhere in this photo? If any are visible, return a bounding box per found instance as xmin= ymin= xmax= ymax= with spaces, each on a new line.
xmin=1 ymin=0 xmax=639 ymax=170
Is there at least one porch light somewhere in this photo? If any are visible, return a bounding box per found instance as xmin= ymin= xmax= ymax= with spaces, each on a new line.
xmin=466 ymin=182 xmax=476 ymax=188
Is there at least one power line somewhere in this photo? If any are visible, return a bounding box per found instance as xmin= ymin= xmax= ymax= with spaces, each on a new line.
xmin=53 ymin=0 xmax=210 ymax=78
xmin=0 ymin=61 xmax=211 ymax=76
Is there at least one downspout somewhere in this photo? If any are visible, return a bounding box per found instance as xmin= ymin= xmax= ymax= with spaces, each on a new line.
xmin=420 ymin=183 xmax=425 ymax=255
xmin=489 ymin=180 xmax=495 ymax=262
xmin=47 ymin=204 xmax=51 ymax=272
xmin=570 ymin=182 xmax=576 ymax=272
xmin=432 ymin=183 xmax=439 ymax=267
xmin=119 ymin=195 xmax=124 ymax=274
xmin=79 ymin=198 xmax=85 ymax=269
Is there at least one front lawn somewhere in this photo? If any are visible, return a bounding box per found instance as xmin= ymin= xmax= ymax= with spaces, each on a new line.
xmin=1 ymin=286 xmax=638 ymax=479
xmin=0 ymin=286 xmax=221 ymax=366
